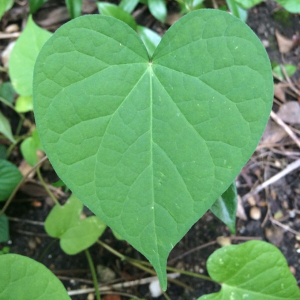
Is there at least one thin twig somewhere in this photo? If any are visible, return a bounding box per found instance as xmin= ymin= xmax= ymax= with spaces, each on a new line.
xmin=7 ymin=217 xmax=44 ymax=226
xmin=243 ymin=158 xmax=300 ymax=200
xmin=270 ymin=217 xmax=300 ymax=237
xmin=0 ymin=156 xmax=48 ymax=218
xmin=0 ymin=32 xmax=21 ymax=39
xmin=67 ymin=274 xmax=179 ymax=296
xmin=270 ymin=110 xmax=300 ymax=149
xmin=36 ymin=166 xmax=60 ymax=205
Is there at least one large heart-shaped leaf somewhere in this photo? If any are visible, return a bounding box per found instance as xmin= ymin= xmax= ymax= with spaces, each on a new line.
xmin=0 ymin=254 xmax=71 ymax=299
xmin=33 ymin=10 xmax=273 ymax=289
xmin=198 ymin=241 xmax=300 ymax=300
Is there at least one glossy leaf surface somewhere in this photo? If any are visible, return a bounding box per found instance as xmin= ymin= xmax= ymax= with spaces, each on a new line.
xmin=0 ymin=254 xmax=71 ymax=300
xmin=119 ymin=0 xmax=139 ymax=13
xmin=33 ymin=10 xmax=273 ymax=289
xmin=198 ymin=241 xmax=300 ymax=300
xmin=9 ymin=15 xmax=51 ymax=96
xmin=0 ymin=0 xmax=13 ymax=20
xmin=0 ymin=159 xmax=22 ymax=201
xmin=137 ymin=26 xmax=161 ymax=57
xmin=148 ymin=0 xmax=167 ymax=22
xmin=210 ymin=182 xmax=237 ymax=234
xmin=97 ymin=2 xmax=137 ymax=30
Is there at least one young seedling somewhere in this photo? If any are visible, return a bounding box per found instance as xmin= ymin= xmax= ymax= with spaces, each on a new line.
xmin=33 ymin=9 xmax=274 ymax=290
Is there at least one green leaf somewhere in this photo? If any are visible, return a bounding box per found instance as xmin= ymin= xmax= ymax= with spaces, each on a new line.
xmin=234 ymin=0 xmax=262 ymax=9
xmin=33 ymin=10 xmax=273 ymax=289
xmin=119 ymin=0 xmax=139 ymax=14
xmin=137 ymin=26 xmax=161 ymax=57
xmin=273 ymin=64 xmax=297 ymax=81
xmin=0 ymin=82 xmax=16 ymax=107
xmin=29 ymin=0 xmax=48 ymax=14
xmin=0 ymin=145 xmax=7 ymax=160
xmin=275 ymin=0 xmax=300 ymax=13
xmin=0 ymin=111 xmax=15 ymax=143
xmin=45 ymin=194 xmax=106 ymax=254
xmin=0 ymin=214 xmax=9 ymax=243
xmin=60 ymin=216 xmax=106 ymax=254
xmin=226 ymin=0 xmax=248 ymax=22
xmin=0 ymin=0 xmax=13 ymax=20
xmin=65 ymin=0 xmax=82 ymax=19
xmin=198 ymin=241 xmax=300 ymax=300
xmin=15 ymin=95 xmax=33 ymax=113
xmin=148 ymin=0 xmax=167 ymax=22
xmin=21 ymin=137 xmax=38 ymax=166
xmin=0 ymin=254 xmax=71 ymax=300
xmin=45 ymin=194 xmax=83 ymax=238
xmin=0 ymin=159 xmax=22 ymax=202
xmin=97 ymin=2 xmax=137 ymax=30
xmin=9 ymin=15 xmax=51 ymax=96
xmin=210 ymin=182 xmax=237 ymax=234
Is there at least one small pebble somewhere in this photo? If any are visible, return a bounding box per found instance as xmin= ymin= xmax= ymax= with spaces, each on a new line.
xmin=247 ymin=196 xmax=256 ymax=206
xmin=216 ymin=236 xmax=231 ymax=247
xmin=87 ymin=293 xmax=94 ymax=300
xmin=5 ymin=24 xmax=19 ymax=33
xmin=289 ymin=266 xmax=296 ymax=275
xmin=250 ymin=206 xmax=261 ymax=220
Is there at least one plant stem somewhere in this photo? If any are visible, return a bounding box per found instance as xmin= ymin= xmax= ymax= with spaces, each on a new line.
xmin=97 ymin=240 xmax=216 ymax=284
xmin=38 ymin=239 xmax=58 ymax=261
xmin=36 ymin=166 xmax=59 ymax=206
xmin=0 ymin=156 xmax=48 ymax=218
xmin=85 ymin=249 xmax=101 ymax=300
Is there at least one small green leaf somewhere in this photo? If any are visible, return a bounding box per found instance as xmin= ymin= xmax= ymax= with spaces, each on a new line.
xmin=137 ymin=26 xmax=161 ymax=57
xmin=148 ymin=0 xmax=167 ymax=22
xmin=29 ymin=0 xmax=48 ymax=14
xmin=20 ymin=129 xmax=43 ymax=166
xmin=112 ymin=229 xmax=124 ymax=240
xmin=0 ymin=112 xmax=15 ymax=143
xmin=226 ymin=0 xmax=248 ymax=22
xmin=0 ymin=214 xmax=9 ymax=243
xmin=97 ymin=2 xmax=137 ymax=30
xmin=119 ymin=0 xmax=139 ymax=14
xmin=45 ymin=194 xmax=106 ymax=254
xmin=52 ymin=179 xmax=66 ymax=187
xmin=45 ymin=194 xmax=83 ymax=238
xmin=15 ymin=95 xmax=33 ymax=113
xmin=198 ymin=240 xmax=300 ymax=300
xmin=210 ymin=182 xmax=237 ymax=234
xmin=0 ymin=0 xmax=13 ymax=20
xmin=9 ymin=15 xmax=51 ymax=96
xmin=234 ymin=0 xmax=262 ymax=9
xmin=0 ymin=82 xmax=16 ymax=107
xmin=0 ymin=159 xmax=22 ymax=202
xmin=65 ymin=0 xmax=82 ymax=19
xmin=60 ymin=216 xmax=106 ymax=254
xmin=273 ymin=64 xmax=297 ymax=81
xmin=33 ymin=10 xmax=273 ymax=289
xmin=0 ymin=254 xmax=71 ymax=299
xmin=275 ymin=0 xmax=300 ymax=13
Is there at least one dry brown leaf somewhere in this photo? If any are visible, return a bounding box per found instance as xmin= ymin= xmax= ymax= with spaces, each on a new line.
xmin=166 ymin=12 xmax=181 ymax=25
xmin=275 ymin=30 xmax=294 ymax=53
xmin=277 ymin=101 xmax=300 ymax=124
xmin=274 ymin=83 xmax=286 ymax=102
xmin=18 ymin=159 xmax=34 ymax=177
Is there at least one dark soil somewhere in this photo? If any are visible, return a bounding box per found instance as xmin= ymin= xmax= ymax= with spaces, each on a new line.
xmin=1 ymin=0 xmax=300 ymax=299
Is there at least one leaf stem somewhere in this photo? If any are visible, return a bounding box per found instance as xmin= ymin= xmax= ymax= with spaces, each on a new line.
xmin=36 ymin=166 xmax=59 ymax=206
xmin=97 ymin=240 xmax=216 ymax=284
xmin=85 ymin=249 xmax=101 ymax=300
xmin=0 ymin=156 xmax=48 ymax=218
